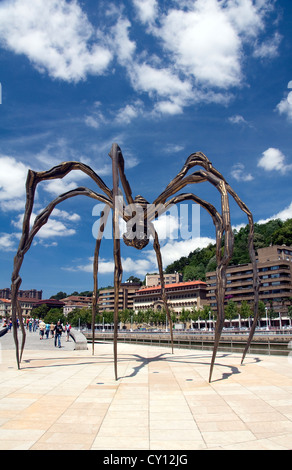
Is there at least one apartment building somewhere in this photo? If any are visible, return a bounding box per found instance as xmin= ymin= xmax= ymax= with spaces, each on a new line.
xmin=133 ymin=280 xmax=207 ymax=319
xmin=98 ymin=282 xmax=141 ymax=314
xmin=145 ymin=272 xmax=182 ymax=287
xmin=206 ymin=245 xmax=292 ymax=317
xmin=0 ymin=298 xmax=12 ymax=318
xmin=62 ymin=295 xmax=92 ymax=315
xmin=0 ymin=288 xmax=42 ymax=300
xmin=0 ymin=297 xmax=38 ymax=318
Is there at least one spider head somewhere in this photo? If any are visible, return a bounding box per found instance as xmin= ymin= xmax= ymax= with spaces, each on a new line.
xmin=122 ymin=195 xmax=150 ymax=250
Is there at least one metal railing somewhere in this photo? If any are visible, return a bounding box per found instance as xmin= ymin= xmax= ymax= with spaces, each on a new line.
xmin=85 ymin=330 xmax=292 ymax=357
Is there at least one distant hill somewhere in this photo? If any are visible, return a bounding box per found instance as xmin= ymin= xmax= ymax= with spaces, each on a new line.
xmin=165 ymin=218 xmax=292 ymax=282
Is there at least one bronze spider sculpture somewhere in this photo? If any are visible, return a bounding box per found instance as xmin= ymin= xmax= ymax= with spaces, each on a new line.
xmin=11 ymin=143 xmax=260 ymax=382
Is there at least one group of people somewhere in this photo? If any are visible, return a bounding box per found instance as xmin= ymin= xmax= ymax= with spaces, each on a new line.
xmin=38 ymin=320 xmax=72 ymax=347
xmin=1 ymin=317 xmax=72 ymax=349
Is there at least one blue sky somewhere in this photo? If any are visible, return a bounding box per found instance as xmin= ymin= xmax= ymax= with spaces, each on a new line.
xmin=0 ymin=0 xmax=291 ymax=298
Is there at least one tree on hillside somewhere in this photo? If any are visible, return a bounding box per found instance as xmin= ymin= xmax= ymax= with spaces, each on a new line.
xmin=272 ymin=219 xmax=292 ymax=246
xmin=50 ymin=291 xmax=67 ymax=300
xmin=164 ymin=218 xmax=292 ymax=279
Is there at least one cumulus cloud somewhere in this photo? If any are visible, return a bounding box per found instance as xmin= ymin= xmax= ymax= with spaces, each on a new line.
xmin=129 ymin=0 xmax=278 ymax=113
xmin=115 ymin=100 xmax=144 ymax=124
xmin=0 ymin=0 xmax=279 ymax=114
xmin=0 ymin=155 xmax=28 ymax=211
xmin=133 ymin=0 xmax=158 ymax=24
xmin=276 ymin=81 xmax=292 ymax=122
xmin=65 ymin=255 xmax=152 ymax=276
xmin=152 ymin=237 xmax=215 ymax=268
xmin=0 ymin=0 xmax=112 ymax=82
xmin=0 ymin=233 xmax=18 ymax=252
xmin=228 ymin=114 xmax=253 ymax=127
xmin=65 ymin=234 xmax=215 ymax=278
xmin=253 ymin=32 xmax=282 ymax=59
xmin=258 ymin=148 xmax=292 ymax=174
xmin=231 ymin=163 xmax=254 ymax=182
xmin=257 ymin=201 xmax=292 ymax=225
xmin=12 ymin=208 xmax=80 ymax=240
xmin=154 ymin=1 xmax=242 ymax=89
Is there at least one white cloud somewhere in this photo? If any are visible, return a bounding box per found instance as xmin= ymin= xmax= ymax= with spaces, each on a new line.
xmin=258 ymin=148 xmax=292 ymax=174
xmin=0 ymin=0 xmax=279 ymax=115
xmin=0 ymin=155 xmax=28 ymax=210
xmin=276 ymin=81 xmax=292 ymax=122
xmin=121 ymin=257 xmax=152 ymax=275
xmin=146 ymin=237 xmax=216 ymax=269
xmin=36 ymin=219 xmax=76 ymax=239
xmin=152 ymin=213 xmax=180 ymax=240
xmin=111 ymin=16 xmax=136 ymax=66
xmin=66 ymin=255 xmax=152 ymax=276
xmin=228 ymin=114 xmax=250 ymax=126
xmin=66 ymin=257 xmax=114 ymax=274
xmin=84 ymin=114 xmax=103 ymax=129
xmin=44 ymin=179 xmax=80 ymax=197
xmin=253 ymin=32 xmax=282 ymax=59
xmin=67 ymin=236 xmax=215 ymax=278
xmin=52 ymin=208 xmax=81 ymax=222
xmin=12 ymin=209 xmax=79 ymax=240
xmin=130 ymin=62 xmax=192 ymax=100
xmin=0 ymin=233 xmax=18 ymax=252
xmin=128 ymin=0 xmax=277 ymax=113
xmin=154 ymin=0 xmax=242 ymax=89
xmin=257 ymin=201 xmax=292 ymax=225
xmin=133 ymin=0 xmax=158 ymax=24
xmin=115 ymin=101 xmax=143 ymax=124
xmin=231 ymin=163 xmax=254 ymax=182
xmin=0 ymin=0 xmax=112 ymax=82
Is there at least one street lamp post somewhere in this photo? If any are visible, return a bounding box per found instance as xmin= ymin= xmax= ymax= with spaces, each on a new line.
xmin=265 ymin=307 xmax=269 ymax=331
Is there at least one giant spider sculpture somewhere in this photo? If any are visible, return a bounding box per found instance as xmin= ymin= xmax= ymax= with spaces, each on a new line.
xmin=11 ymin=143 xmax=260 ymax=382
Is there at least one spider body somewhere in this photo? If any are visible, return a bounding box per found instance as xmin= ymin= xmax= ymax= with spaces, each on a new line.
xmin=11 ymin=143 xmax=260 ymax=383
xmin=122 ymin=195 xmax=150 ymax=250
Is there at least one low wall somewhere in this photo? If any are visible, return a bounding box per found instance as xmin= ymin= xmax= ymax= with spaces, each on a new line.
xmin=0 ymin=327 xmax=8 ymax=338
xmin=70 ymin=328 xmax=88 ymax=350
xmin=85 ymin=331 xmax=292 ymax=357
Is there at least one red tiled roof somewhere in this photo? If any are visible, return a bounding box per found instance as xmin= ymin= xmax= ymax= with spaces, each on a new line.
xmin=136 ymin=280 xmax=206 ymax=294
xmin=18 ymin=297 xmax=39 ymax=303
xmin=62 ymin=296 xmax=92 ymax=302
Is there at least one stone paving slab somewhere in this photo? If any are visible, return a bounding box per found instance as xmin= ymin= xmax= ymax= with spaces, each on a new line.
xmin=0 ymin=331 xmax=292 ymax=451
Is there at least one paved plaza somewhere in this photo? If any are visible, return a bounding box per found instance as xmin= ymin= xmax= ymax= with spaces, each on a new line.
xmin=0 ymin=329 xmax=292 ymax=450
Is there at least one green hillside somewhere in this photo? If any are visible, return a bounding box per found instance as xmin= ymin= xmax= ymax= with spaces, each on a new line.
xmin=165 ymin=218 xmax=292 ymax=282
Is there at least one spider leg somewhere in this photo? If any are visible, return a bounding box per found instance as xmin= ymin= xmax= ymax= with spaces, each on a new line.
xmin=109 ymin=144 xmax=123 ymax=381
xmin=92 ymin=204 xmax=111 ymax=356
xmin=11 ymin=182 xmax=112 ymax=368
xmin=155 ymin=153 xmax=259 ymax=366
xmin=224 ymin=185 xmax=260 ymax=365
xmin=151 ymin=168 xmax=234 ymax=382
xmin=11 ymin=282 xmax=22 ymax=369
xmin=153 ymin=154 xmax=260 ymax=378
xmin=149 ymin=225 xmax=174 ymax=353
xmin=115 ymin=145 xmax=135 ymax=206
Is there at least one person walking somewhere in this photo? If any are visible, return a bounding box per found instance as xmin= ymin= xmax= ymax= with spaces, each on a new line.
xmin=39 ymin=319 xmax=46 ymax=340
xmin=50 ymin=322 xmax=55 ymax=338
xmin=45 ymin=322 xmax=50 ymax=339
xmin=54 ymin=321 xmax=64 ymax=348
xmin=65 ymin=322 xmax=71 ymax=342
